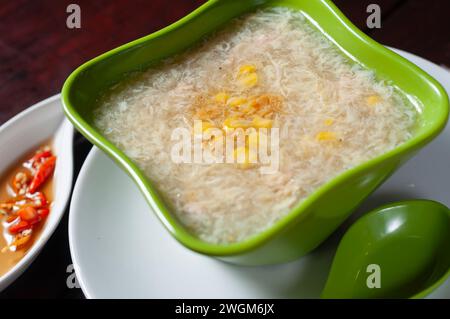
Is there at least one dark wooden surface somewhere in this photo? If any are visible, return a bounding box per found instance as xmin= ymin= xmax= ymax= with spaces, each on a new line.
xmin=0 ymin=0 xmax=449 ymax=298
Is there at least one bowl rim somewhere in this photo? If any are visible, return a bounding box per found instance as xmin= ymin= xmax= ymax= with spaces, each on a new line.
xmin=61 ymin=0 xmax=449 ymax=256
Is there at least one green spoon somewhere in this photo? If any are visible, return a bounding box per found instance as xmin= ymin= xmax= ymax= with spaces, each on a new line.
xmin=322 ymin=200 xmax=450 ymax=299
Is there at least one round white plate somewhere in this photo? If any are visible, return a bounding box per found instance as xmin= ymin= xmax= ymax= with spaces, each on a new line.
xmin=69 ymin=50 xmax=450 ymax=299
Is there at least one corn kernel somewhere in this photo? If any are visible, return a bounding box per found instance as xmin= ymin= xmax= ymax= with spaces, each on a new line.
xmin=201 ymin=121 xmax=214 ymax=132
xmin=259 ymin=110 xmax=274 ymax=118
xmin=239 ymin=72 xmax=258 ymax=88
xmin=234 ymin=146 xmax=246 ymax=160
xmin=316 ymin=131 xmax=336 ymax=141
xmin=233 ymin=146 xmax=257 ymax=168
xmin=228 ymin=97 xmax=247 ymax=107
xmin=239 ymin=64 xmax=256 ymax=75
xmin=367 ymin=95 xmax=381 ymax=106
xmin=252 ymin=115 xmax=273 ymax=128
xmin=247 ymin=129 xmax=266 ymax=149
xmin=241 ymin=104 xmax=256 ymax=114
xmin=224 ymin=117 xmax=252 ymax=129
xmin=214 ymin=92 xmax=229 ymax=104
xmin=324 ymin=119 xmax=334 ymax=126
xmin=248 ymin=149 xmax=258 ymax=164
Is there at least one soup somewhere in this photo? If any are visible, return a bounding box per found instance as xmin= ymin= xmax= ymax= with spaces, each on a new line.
xmin=0 ymin=143 xmax=56 ymax=276
xmin=94 ymin=8 xmax=418 ymax=244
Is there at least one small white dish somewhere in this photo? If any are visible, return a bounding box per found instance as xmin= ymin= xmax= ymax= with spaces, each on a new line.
xmin=69 ymin=50 xmax=450 ymax=298
xmin=0 ymin=95 xmax=74 ymax=291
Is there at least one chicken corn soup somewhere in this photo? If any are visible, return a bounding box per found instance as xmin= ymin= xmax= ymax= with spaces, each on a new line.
xmin=94 ymin=8 xmax=418 ymax=244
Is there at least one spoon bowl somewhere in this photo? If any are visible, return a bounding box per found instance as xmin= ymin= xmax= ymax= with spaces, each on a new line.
xmin=322 ymin=200 xmax=450 ymax=298
xmin=0 ymin=95 xmax=73 ymax=291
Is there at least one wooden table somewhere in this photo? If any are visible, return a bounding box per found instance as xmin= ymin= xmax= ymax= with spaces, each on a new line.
xmin=0 ymin=0 xmax=449 ymax=298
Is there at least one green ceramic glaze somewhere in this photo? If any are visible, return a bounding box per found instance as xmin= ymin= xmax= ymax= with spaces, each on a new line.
xmin=322 ymin=200 xmax=450 ymax=299
xmin=61 ymin=0 xmax=449 ymax=265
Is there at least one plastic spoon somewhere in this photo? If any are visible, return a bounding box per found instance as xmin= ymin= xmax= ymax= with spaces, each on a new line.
xmin=0 ymin=95 xmax=74 ymax=291
xmin=322 ymin=200 xmax=450 ymax=298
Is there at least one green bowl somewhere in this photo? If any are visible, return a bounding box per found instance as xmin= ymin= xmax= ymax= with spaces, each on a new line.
xmin=62 ymin=0 xmax=449 ymax=265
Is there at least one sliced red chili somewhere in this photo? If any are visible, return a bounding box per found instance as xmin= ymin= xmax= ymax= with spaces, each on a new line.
xmin=9 ymin=220 xmax=31 ymax=234
xmin=29 ymin=156 xmax=56 ymax=193
xmin=37 ymin=208 xmax=49 ymax=219
xmin=29 ymin=150 xmax=52 ymax=166
xmin=6 ymin=215 xmax=18 ymax=223
xmin=18 ymin=206 xmax=39 ymax=223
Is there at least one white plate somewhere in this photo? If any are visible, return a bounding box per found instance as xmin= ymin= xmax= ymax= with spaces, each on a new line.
xmin=69 ymin=50 xmax=450 ymax=299
xmin=0 ymin=95 xmax=74 ymax=291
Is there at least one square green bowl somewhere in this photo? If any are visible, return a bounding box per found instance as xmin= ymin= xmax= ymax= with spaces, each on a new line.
xmin=62 ymin=0 xmax=449 ymax=265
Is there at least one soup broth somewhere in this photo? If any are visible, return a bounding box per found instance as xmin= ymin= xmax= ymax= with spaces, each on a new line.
xmin=94 ymin=8 xmax=418 ymax=244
